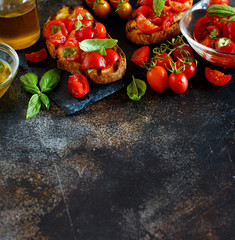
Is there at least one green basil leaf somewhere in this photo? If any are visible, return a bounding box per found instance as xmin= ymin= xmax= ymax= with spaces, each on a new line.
xmin=63 ymin=47 xmax=77 ymax=57
xmin=79 ymin=39 xmax=118 ymax=53
xmin=209 ymin=28 xmax=219 ymax=40
xmin=77 ymin=14 xmax=83 ymax=20
xmin=229 ymin=16 xmax=235 ymax=22
xmin=20 ymin=73 xmax=40 ymax=94
xmin=39 ymin=93 xmax=50 ymax=110
xmin=52 ymin=25 xmax=61 ymax=34
xmin=87 ymin=68 xmax=94 ymax=74
xmin=127 ymin=76 xmax=146 ymax=101
xmin=153 ymin=0 xmax=166 ymax=17
xmin=98 ymin=46 xmax=107 ymax=56
xmin=218 ymin=37 xmax=231 ymax=48
xmin=85 ymin=12 xmax=93 ymax=20
xmin=26 ymin=94 xmax=41 ymax=120
xmin=75 ymin=20 xmax=83 ymax=31
xmin=0 ymin=61 xmax=4 ymax=74
xmin=207 ymin=4 xmax=235 ymax=17
xmin=39 ymin=68 xmax=61 ymax=92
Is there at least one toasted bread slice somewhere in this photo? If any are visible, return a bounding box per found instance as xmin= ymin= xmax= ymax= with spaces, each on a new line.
xmin=126 ymin=0 xmax=193 ymax=45
xmin=43 ymin=6 xmax=126 ymax=84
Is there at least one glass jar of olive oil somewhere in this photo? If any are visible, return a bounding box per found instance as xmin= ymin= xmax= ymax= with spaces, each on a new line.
xmin=0 ymin=0 xmax=40 ymax=50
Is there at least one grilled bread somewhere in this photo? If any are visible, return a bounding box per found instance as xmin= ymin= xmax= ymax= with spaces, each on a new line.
xmin=126 ymin=0 xmax=193 ymax=45
xmin=43 ymin=6 xmax=126 ymax=84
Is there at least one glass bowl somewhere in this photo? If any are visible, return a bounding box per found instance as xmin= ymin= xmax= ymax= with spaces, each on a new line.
xmin=0 ymin=42 xmax=19 ymax=98
xmin=180 ymin=0 xmax=235 ymax=68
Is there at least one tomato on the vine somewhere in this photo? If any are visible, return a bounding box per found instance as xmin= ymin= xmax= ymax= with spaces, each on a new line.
xmin=146 ymin=65 xmax=169 ymax=93
xmin=25 ymin=48 xmax=48 ymax=63
xmin=154 ymin=52 xmax=173 ymax=71
xmin=173 ymin=43 xmax=194 ymax=60
xmin=93 ymin=0 xmax=111 ymax=19
xmin=131 ymin=46 xmax=150 ymax=68
xmin=176 ymin=60 xmax=196 ymax=79
xmin=169 ymin=72 xmax=188 ymax=94
xmin=136 ymin=14 xmax=159 ymax=34
xmin=68 ymin=74 xmax=89 ymax=98
xmin=117 ymin=2 xmax=133 ymax=20
xmin=205 ymin=67 xmax=232 ymax=86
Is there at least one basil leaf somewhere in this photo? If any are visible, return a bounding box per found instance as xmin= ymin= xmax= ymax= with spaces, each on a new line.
xmin=63 ymin=47 xmax=77 ymax=57
xmin=39 ymin=68 xmax=61 ymax=92
xmin=218 ymin=37 xmax=231 ymax=48
xmin=85 ymin=12 xmax=93 ymax=20
xmin=52 ymin=25 xmax=61 ymax=34
xmin=26 ymin=94 xmax=41 ymax=120
xmin=98 ymin=46 xmax=107 ymax=56
xmin=79 ymin=39 xmax=118 ymax=53
xmin=207 ymin=4 xmax=235 ymax=17
xmin=87 ymin=68 xmax=94 ymax=74
xmin=229 ymin=16 xmax=235 ymax=22
xmin=127 ymin=76 xmax=147 ymax=101
xmin=39 ymin=93 xmax=50 ymax=110
xmin=20 ymin=73 xmax=40 ymax=94
xmin=0 ymin=61 xmax=4 ymax=74
xmin=75 ymin=20 xmax=83 ymax=31
xmin=153 ymin=0 xmax=166 ymax=17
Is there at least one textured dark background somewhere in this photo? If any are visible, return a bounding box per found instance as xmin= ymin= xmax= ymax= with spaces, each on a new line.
xmin=0 ymin=0 xmax=234 ymax=239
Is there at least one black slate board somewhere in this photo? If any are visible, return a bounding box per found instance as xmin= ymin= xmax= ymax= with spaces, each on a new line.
xmin=16 ymin=1 xmax=144 ymax=114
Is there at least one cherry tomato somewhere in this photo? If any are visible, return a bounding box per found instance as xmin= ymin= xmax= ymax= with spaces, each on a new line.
xmin=80 ymin=19 xmax=93 ymax=27
xmin=76 ymin=26 xmax=96 ymax=42
xmin=62 ymin=19 xmax=75 ymax=32
xmin=104 ymin=48 xmax=119 ymax=67
xmin=81 ymin=52 xmax=106 ymax=70
xmin=147 ymin=9 xmax=162 ymax=24
xmin=117 ymin=2 xmax=133 ymax=20
xmin=85 ymin=0 xmax=96 ymax=8
xmin=75 ymin=6 xmax=94 ymax=19
xmin=154 ymin=52 xmax=173 ymax=71
xmin=95 ymin=22 xmax=107 ymax=38
xmin=223 ymin=21 xmax=235 ymax=43
xmin=208 ymin=0 xmax=229 ymax=6
xmin=169 ymin=72 xmax=188 ymax=94
xmin=136 ymin=14 xmax=159 ymax=34
xmin=131 ymin=46 xmax=150 ymax=68
xmin=135 ymin=6 xmax=151 ymax=17
xmin=215 ymin=37 xmax=235 ymax=53
xmin=25 ymin=48 xmax=48 ymax=63
xmin=49 ymin=30 xmax=67 ymax=45
xmin=194 ymin=16 xmax=210 ymax=42
xmin=162 ymin=16 xmax=174 ymax=31
xmin=43 ymin=20 xmax=68 ymax=39
xmin=146 ymin=66 xmax=169 ymax=93
xmin=205 ymin=67 xmax=232 ymax=86
xmin=139 ymin=0 xmax=153 ymax=6
xmin=168 ymin=0 xmax=188 ymax=12
xmin=93 ymin=0 xmax=111 ymax=19
xmin=63 ymin=39 xmax=80 ymax=62
xmin=176 ymin=60 xmax=196 ymax=79
xmin=200 ymin=38 xmax=215 ymax=48
xmin=173 ymin=43 xmax=194 ymax=60
xmin=109 ymin=0 xmax=120 ymax=9
xmin=68 ymin=74 xmax=89 ymax=98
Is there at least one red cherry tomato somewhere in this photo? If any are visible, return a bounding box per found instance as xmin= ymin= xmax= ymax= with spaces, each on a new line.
xmin=139 ymin=0 xmax=153 ymax=6
xmin=117 ymin=2 xmax=133 ymax=20
xmin=176 ymin=60 xmax=196 ymax=79
xmin=162 ymin=16 xmax=174 ymax=31
xmin=75 ymin=6 xmax=94 ymax=19
xmin=43 ymin=20 xmax=68 ymax=39
xmin=208 ymin=0 xmax=229 ymax=6
xmin=169 ymin=72 xmax=188 ymax=94
xmin=63 ymin=39 xmax=80 ymax=62
xmin=131 ymin=46 xmax=150 ymax=68
xmin=173 ymin=43 xmax=194 ymax=60
xmin=81 ymin=52 xmax=106 ymax=70
xmin=200 ymin=38 xmax=215 ymax=48
xmin=95 ymin=22 xmax=107 ymax=39
xmin=104 ymin=48 xmax=119 ymax=67
xmin=62 ymin=19 xmax=75 ymax=32
xmin=194 ymin=16 xmax=210 ymax=42
xmin=76 ymin=27 xmax=96 ymax=42
xmin=136 ymin=6 xmax=151 ymax=17
xmin=154 ymin=52 xmax=173 ymax=71
xmin=80 ymin=19 xmax=93 ymax=27
xmin=146 ymin=66 xmax=169 ymax=93
xmin=49 ymin=30 xmax=67 ymax=45
xmin=85 ymin=0 xmax=96 ymax=8
xmin=109 ymin=0 xmax=120 ymax=9
xmin=223 ymin=21 xmax=235 ymax=43
xmin=136 ymin=14 xmax=159 ymax=34
xmin=25 ymin=48 xmax=48 ymax=63
xmin=168 ymin=0 xmax=188 ymax=12
xmin=215 ymin=37 xmax=235 ymax=53
xmin=147 ymin=9 xmax=162 ymax=24
xmin=205 ymin=67 xmax=232 ymax=86
xmin=93 ymin=0 xmax=111 ymax=19
xmin=68 ymin=74 xmax=89 ymax=98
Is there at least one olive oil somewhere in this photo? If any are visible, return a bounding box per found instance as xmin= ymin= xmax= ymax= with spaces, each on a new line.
xmin=0 ymin=0 xmax=40 ymax=50
xmin=0 ymin=60 xmax=11 ymax=85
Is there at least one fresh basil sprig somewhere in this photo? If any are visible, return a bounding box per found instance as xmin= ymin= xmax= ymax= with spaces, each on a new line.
xmin=20 ymin=68 xmax=61 ymax=120
xmin=79 ymin=38 xmax=118 ymax=56
xmin=153 ymin=0 xmax=166 ymax=17
xmin=127 ymin=76 xmax=147 ymax=101
xmin=207 ymin=4 xmax=235 ymax=17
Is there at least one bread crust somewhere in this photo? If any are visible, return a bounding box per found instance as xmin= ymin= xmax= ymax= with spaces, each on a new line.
xmin=126 ymin=0 xmax=193 ymax=45
xmin=43 ymin=6 xmax=126 ymax=84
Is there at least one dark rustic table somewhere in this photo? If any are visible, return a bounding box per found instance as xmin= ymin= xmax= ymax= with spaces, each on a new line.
xmin=0 ymin=0 xmax=234 ymax=239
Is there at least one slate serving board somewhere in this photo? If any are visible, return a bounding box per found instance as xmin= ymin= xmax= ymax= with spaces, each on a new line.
xmin=16 ymin=1 xmax=144 ymax=114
